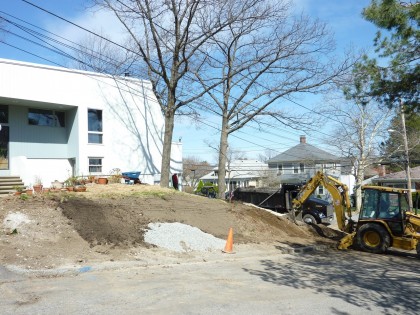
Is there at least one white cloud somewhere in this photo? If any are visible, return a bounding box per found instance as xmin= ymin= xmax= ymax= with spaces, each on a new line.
xmin=44 ymin=8 xmax=126 ymax=47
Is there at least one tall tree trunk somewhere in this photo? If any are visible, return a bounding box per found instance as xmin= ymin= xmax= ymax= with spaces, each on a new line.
xmin=355 ymin=165 xmax=364 ymax=212
xmin=217 ymin=116 xmax=229 ymax=199
xmin=160 ymin=101 xmax=175 ymax=187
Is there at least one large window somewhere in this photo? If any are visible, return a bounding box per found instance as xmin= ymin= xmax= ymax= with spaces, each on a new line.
xmin=281 ymin=163 xmax=305 ymax=174
xmin=28 ymin=108 xmax=65 ymax=127
xmin=88 ymin=109 xmax=103 ymax=144
xmin=0 ymin=105 xmax=8 ymax=123
xmin=0 ymin=105 xmax=9 ymax=170
xmin=283 ymin=163 xmax=293 ymax=174
xmin=89 ymin=157 xmax=103 ymax=173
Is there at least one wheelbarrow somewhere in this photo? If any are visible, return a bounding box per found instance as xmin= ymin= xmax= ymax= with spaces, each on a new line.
xmin=122 ymin=171 xmax=141 ymax=184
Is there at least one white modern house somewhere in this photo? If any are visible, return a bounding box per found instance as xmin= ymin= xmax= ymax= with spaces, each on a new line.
xmin=200 ymin=159 xmax=269 ymax=192
xmin=0 ymin=58 xmax=182 ymax=188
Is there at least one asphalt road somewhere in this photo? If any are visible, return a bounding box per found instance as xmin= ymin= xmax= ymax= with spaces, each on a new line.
xmin=1 ymin=246 xmax=419 ymax=315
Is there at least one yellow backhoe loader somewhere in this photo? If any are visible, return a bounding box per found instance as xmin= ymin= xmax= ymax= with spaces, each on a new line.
xmin=293 ymin=171 xmax=420 ymax=255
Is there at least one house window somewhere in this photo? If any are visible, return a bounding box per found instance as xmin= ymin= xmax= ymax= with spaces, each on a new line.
xmin=89 ymin=157 xmax=103 ymax=173
xmin=294 ymin=164 xmax=299 ymax=174
xmin=318 ymin=185 xmax=324 ymax=195
xmin=0 ymin=105 xmax=8 ymax=123
xmin=0 ymin=105 xmax=9 ymax=170
xmin=300 ymin=163 xmax=304 ymax=173
xmin=28 ymin=108 xmax=65 ymax=127
xmin=88 ymin=109 xmax=103 ymax=144
xmin=283 ymin=163 xmax=292 ymax=174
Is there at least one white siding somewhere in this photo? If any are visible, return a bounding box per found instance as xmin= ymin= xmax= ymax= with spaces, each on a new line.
xmin=0 ymin=58 xmax=169 ymax=186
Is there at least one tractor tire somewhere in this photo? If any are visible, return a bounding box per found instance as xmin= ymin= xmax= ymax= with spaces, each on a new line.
xmin=303 ymin=214 xmax=318 ymax=225
xmin=356 ymin=223 xmax=390 ymax=254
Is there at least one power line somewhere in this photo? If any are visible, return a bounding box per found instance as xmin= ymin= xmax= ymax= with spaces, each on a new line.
xmin=16 ymin=0 xmax=345 ymax=135
xmin=0 ymin=16 xmax=344 ymax=160
xmin=4 ymin=2 xmax=381 ymax=162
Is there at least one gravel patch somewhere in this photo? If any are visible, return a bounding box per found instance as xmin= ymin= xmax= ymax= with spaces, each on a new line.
xmin=144 ymin=222 xmax=226 ymax=252
xmin=3 ymin=212 xmax=31 ymax=234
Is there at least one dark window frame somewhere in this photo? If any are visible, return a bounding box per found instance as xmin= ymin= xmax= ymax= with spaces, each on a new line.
xmin=88 ymin=109 xmax=103 ymax=144
xmin=28 ymin=108 xmax=65 ymax=127
xmin=0 ymin=105 xmax=8 ymax=124
xmin=88 ymin=157 xmax=103 ymax=173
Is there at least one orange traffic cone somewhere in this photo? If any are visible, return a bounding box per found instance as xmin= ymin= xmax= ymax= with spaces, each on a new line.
xmin=222 ymin=227 xmax=235 ymax=254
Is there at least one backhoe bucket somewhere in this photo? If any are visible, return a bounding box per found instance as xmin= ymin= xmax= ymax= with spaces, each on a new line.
xmin=338 ymin=232 xmax=356 ymax=250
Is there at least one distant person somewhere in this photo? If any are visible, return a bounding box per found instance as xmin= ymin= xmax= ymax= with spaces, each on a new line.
xmin=172 ymin=174 xmax=179 ymax=190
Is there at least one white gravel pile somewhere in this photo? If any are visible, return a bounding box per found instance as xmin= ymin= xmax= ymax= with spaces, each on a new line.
xmin=3 ymin=212 xmax=31 ymax=234
xmin=144 ymin=222 xmax=226 ymax=253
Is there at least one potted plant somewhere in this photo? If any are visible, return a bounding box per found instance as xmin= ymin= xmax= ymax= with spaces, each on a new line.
xmin=64 ymin=176 xmax=78 ymax=191
xmin=13 ymin=185 xmax=24 ymax=195
xmin=109 ymin=168 xmax=123 ymax=184
xmin=33 ymin=176 xmax=43 ymax=193
xmin=97 ymin=177 xmax=108 ymax=185
xmin=50 ymin=180 xmax=63 ymax=191
xmin=64 ymin=176 xmax=86 ymax=192
xmin=73 ymin=184 xmax=87 ymax=192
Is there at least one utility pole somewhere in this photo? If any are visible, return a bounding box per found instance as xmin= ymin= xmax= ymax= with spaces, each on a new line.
xmin=400 ymin=101 xmax=413 ymax=210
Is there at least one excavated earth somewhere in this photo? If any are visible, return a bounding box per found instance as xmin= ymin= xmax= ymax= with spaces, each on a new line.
xmin=0 ymin=184 xmax=343 ymax=270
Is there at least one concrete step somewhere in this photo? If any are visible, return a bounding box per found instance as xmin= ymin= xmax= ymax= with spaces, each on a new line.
xmin=0 ymin=176 xmax=24 ymax=195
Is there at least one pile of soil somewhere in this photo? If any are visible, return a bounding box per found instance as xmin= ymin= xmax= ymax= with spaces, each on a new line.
xmin=0 ymin=184 xmax=337 ymax=269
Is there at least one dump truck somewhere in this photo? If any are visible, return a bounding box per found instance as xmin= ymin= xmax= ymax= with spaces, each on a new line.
xmin=232 ymin=184 xmax=334 ymax=224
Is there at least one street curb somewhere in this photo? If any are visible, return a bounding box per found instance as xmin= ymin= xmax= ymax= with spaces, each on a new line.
xmin=3 ymin=244 xmax=337 ymax=277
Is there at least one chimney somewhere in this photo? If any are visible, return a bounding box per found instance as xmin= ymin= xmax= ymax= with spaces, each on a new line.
xmin=378 ymin=165 xmax=386 ymax=176
xmin=300 ymin=135 xmax=306 ymax=144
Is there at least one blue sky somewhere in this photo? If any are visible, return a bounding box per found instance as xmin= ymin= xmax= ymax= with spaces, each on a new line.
xmin=0 ymin=0 xmax=379 ymax=163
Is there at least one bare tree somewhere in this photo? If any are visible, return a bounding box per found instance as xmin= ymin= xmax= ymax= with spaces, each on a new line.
xmin=195 ymin=0 xmax=354 ymax=198
xmin=73 ymin=34 xmax=129 ymax=75
xmin=91 ymin=0 xmax=260 ymax=187
xmin=381 ymin=112 xmax=420 ymax=171
xmin=182 ymin=156 xmax=211 ymax=189
xmin=257 ymin=149 xmax=279 ymax=163
xmin=322 ymin=91 xmax=393 ymax=211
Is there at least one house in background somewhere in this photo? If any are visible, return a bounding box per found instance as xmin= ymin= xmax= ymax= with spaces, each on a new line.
xmin=200 ymin=159 xmax=268 ymax=192
xmin=0 ymin=58 xmax=182 ymax=188
xmin=266 ymin=136 xmax=355 ymax=196
xmin=372 ymin=166 xmax=420 ymax=190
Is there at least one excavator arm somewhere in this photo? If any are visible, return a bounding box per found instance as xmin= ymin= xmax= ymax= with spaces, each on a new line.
xmin=292 ymin=171 xmax=355 ymax=233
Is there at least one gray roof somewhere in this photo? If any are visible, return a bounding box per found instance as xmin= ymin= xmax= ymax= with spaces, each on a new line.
xmin=267 ymin=142 xmax=340 ymax=164
xmin=200 ymin=159 xmax=268 ymax=181
xmin=374 ymin=166 xmax=420 ymax=181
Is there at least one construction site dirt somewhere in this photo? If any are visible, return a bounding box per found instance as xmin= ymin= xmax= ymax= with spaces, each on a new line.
xmin=0 ymin=184 xmax=343 ymax=271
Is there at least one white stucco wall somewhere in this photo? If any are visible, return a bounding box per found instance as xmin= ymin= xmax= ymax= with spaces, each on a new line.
xmin=12 ymin=156 xmax=72 ymax=188
xmin=339 ymin=174 xmax=356 ymax=196
xmin=0 ymin=58 xmax=170 ymax=186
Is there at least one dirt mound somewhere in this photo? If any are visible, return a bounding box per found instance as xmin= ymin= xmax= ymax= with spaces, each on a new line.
xmin=59 ymin=191 xmax=318 ymax=246
xmin=0 ymin=184 xmax=335 ymax=269
xmin=60 ymin=197 xmax=148 ymax=247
